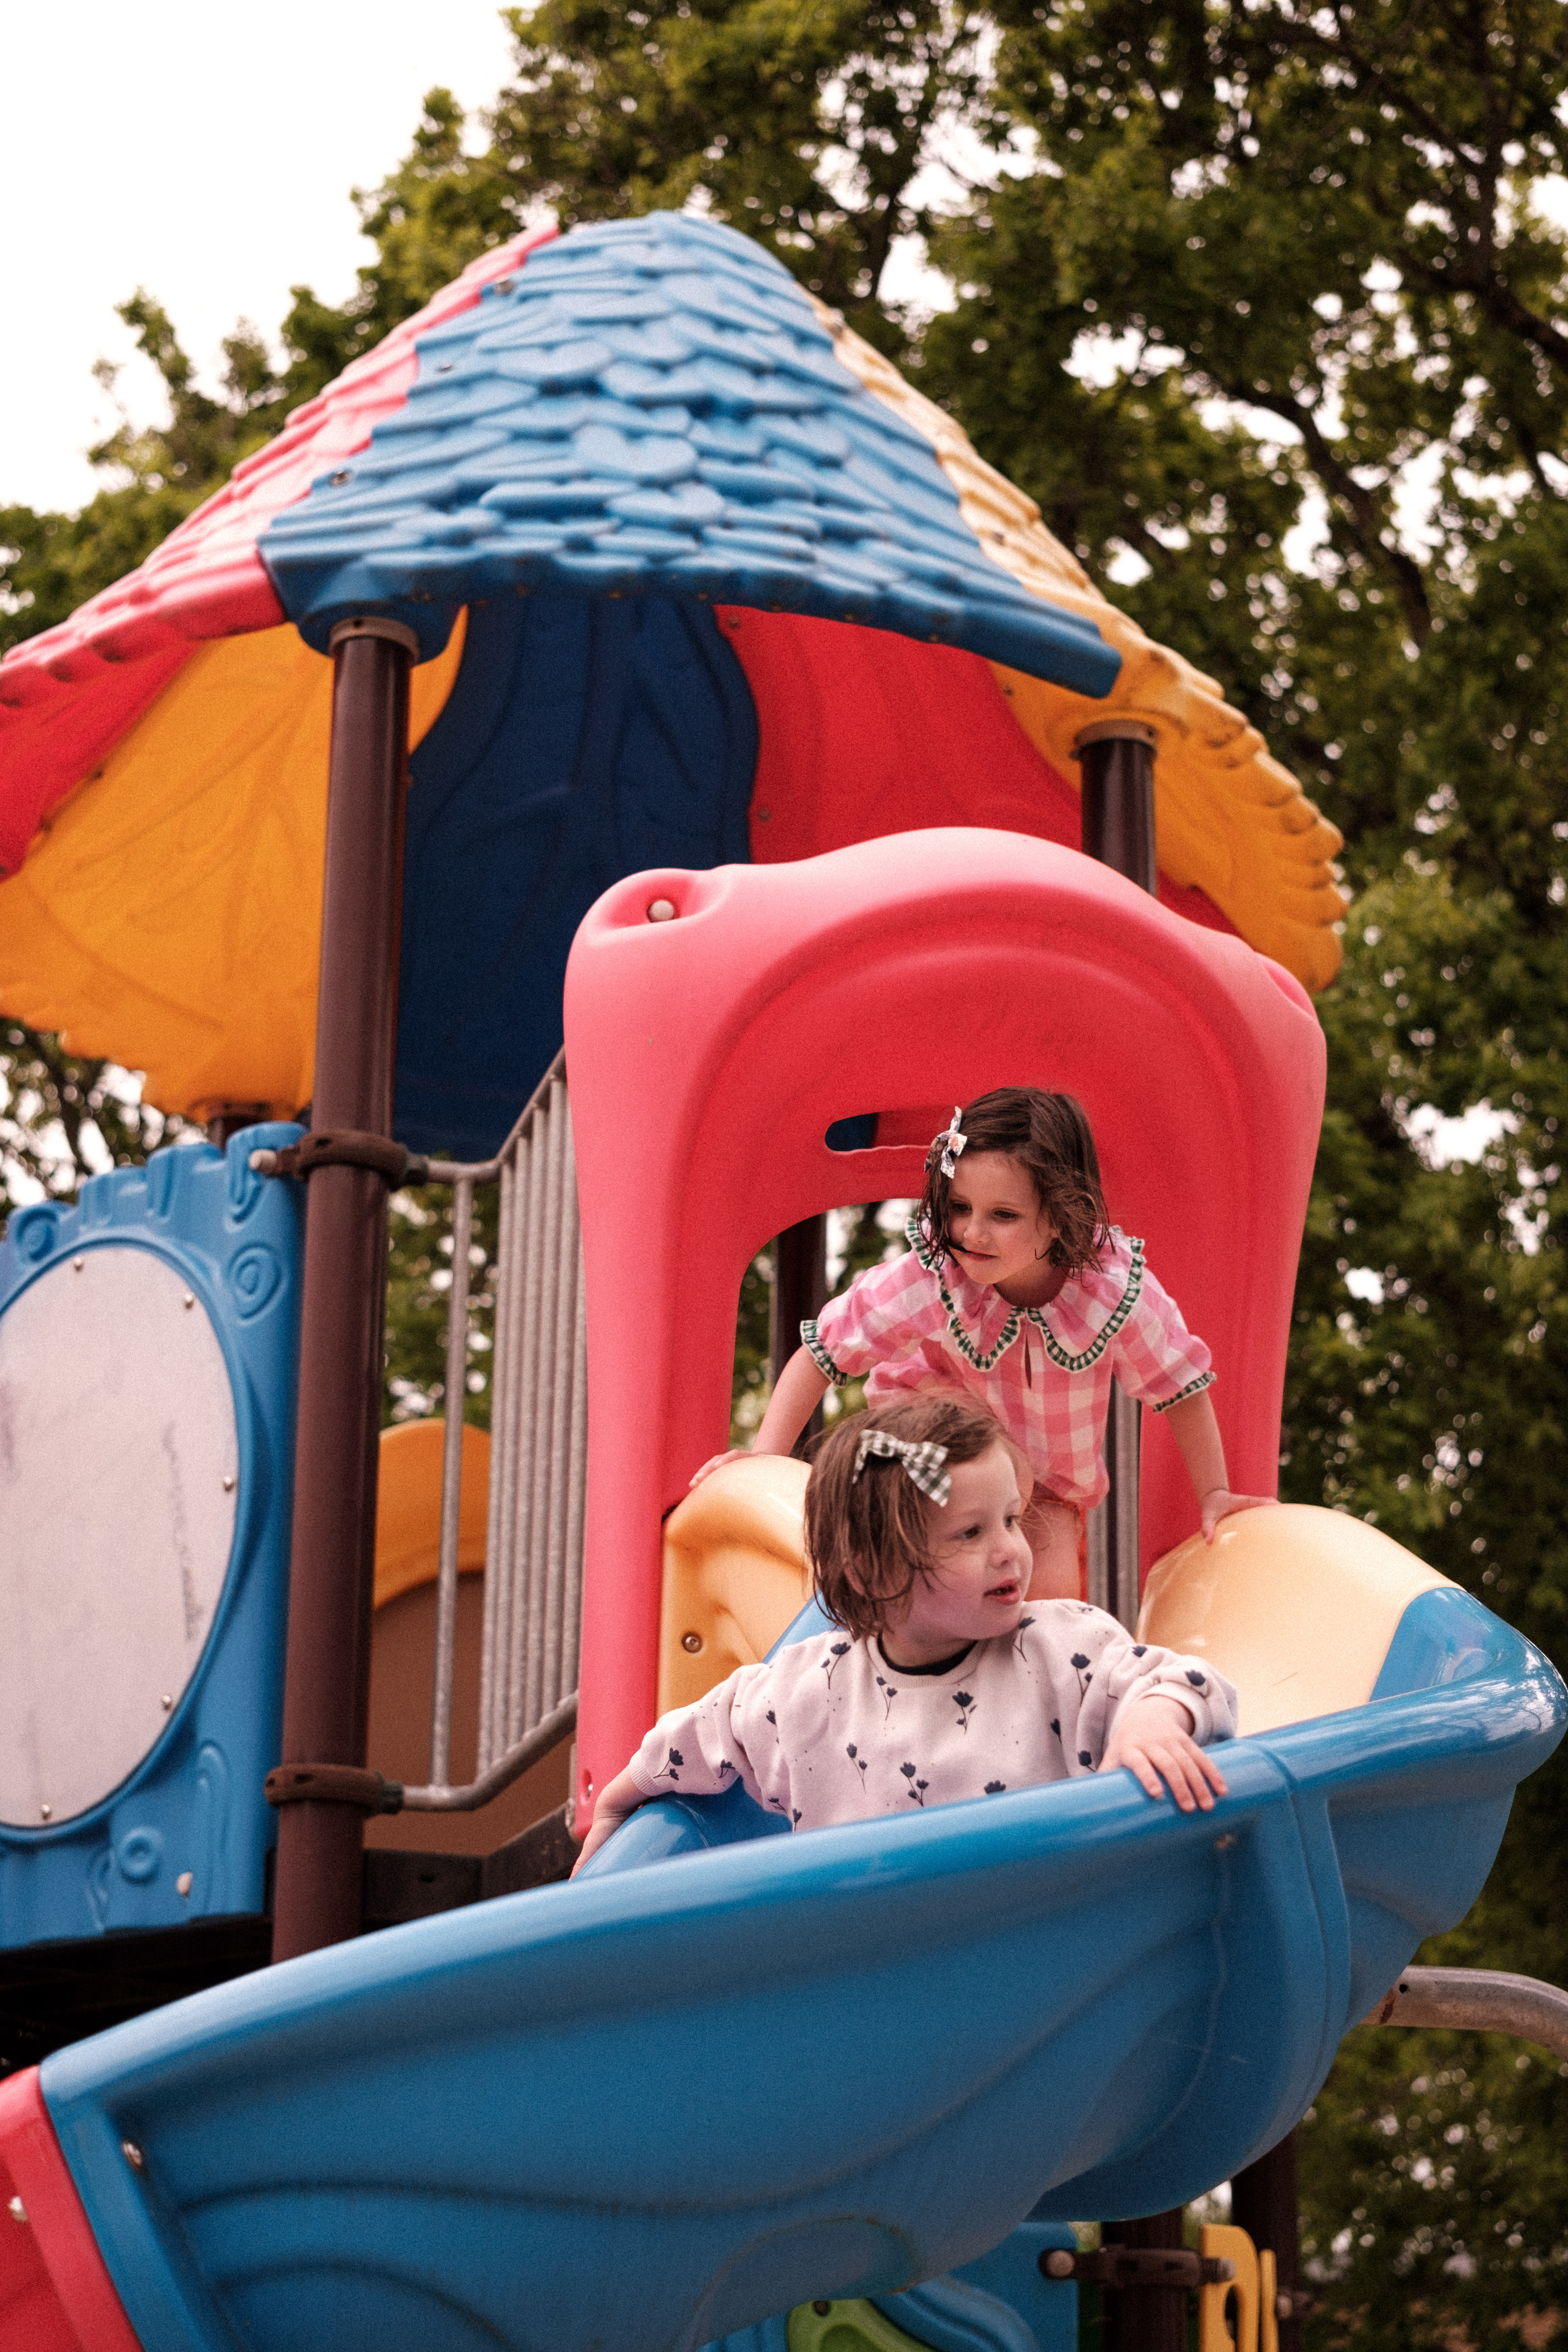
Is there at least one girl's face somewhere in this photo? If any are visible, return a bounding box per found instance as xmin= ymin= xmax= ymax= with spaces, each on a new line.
xmin=879 ymin=1443 xmax=1033 ymax=1668
xmin=946 ymin=1152 xmax=1057 ymax=1292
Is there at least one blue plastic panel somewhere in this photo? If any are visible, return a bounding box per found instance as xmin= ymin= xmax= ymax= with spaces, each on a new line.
xmin=396 ymin=595 xmax=756 ymax=1158
xmin=37 ymin=1594 xmax=1563 ymax=2352
xmin=257 ymin=213 xmax=1120 ymax=696
xmin=0 ymin=1130 xmax=302 ymax=1947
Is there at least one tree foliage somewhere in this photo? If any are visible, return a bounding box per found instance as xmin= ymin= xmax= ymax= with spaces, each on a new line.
xmin=2 ymin=6 xmax=1566 ymax=2333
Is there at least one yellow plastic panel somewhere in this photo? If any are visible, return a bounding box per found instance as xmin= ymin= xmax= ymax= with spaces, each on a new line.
xmin=815 ymin=306 xmax=1345 ymax=994
xmin=658 ymin=1455 xmax=812 ymax=1715
xmin=0 ymin=615 xmax=464 ymax=1119
xmin=1199 ymin=2225 xmax=1259 ymax=2352
xmin=786 ymin=2299 xmax=938 ymax=2352
xmin=374 ymin=1417 xmax=491 ymax=1611
xmin=1138 ymin=1503 xmax=1452 ymax=1736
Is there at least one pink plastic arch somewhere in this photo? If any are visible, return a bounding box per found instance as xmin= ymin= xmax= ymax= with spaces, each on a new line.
xmin=564 ymin=828 xmax=1326 ymax=1828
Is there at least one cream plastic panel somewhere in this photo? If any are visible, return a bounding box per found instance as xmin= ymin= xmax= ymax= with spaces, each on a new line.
xmin=1138 ymin=1503 xmax=1453 ymax=1736
xmin=0 ymin=1247 xmax=239 ymax=1824
xmin=658 ymin=1456 xmax=813 ymax=1716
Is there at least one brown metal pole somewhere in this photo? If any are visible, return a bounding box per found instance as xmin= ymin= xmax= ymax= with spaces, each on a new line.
xmin=770 ymin=1217 xmax=829 ymax=1454
xmin=1076 ymin=718 xmax=1190 ymax=2348
xmin=271 ymin=616 xmax=416 ymax=1963
xmin=1231 ymin=2133 xmax=1304 ymax=2351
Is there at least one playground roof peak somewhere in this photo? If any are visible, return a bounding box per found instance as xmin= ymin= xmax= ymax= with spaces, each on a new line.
xmin=255 ymin=211 xmax=1120 ymax=691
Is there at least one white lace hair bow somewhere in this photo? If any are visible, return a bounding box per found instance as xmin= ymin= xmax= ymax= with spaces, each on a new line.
xmin=852 ymin=1429 xmax=952 ymax=1506
xmin=932 ymin=1106 xmax=968 ymax=1180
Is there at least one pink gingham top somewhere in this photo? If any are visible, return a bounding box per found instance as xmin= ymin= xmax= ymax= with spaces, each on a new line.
xmin=804 ymin=1222 xmax=1213 ymax=1509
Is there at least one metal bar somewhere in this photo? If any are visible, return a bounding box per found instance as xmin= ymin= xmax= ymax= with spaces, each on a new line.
xmin=1106 ymin=1381 xmax=1141 ymax=1630
xmin=1076 ymin=721 xmax=1157 ymax=894
xmin=541 ymin=1085 xmax=577 ymax=1717
xmin=272 ymin=617 xmax=415 ymax=1964
xmin=525 ymin=1089 xmax=567 ymax=1729
xmin=399 ymin=1692 xmax=578 ymax=1813
xmin=430 ymin=1178 xmax=473 ymax=1787
xmin=1368 ymin=1965 xmax=1568 ymax=2061
xmin=477 ymin=1152 xmax=516 ymax=1776
xmin=507 ymin=1099 xmax=549 ymax=1749
xmin=562 ymin=1251 xmax=589 ymax=1697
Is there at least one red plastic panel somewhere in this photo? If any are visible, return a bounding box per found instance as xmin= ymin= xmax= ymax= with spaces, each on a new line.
xmin=0 ymin=2069 xmax=141 ymax=2351
xmin=717 ymin=606 xmax=1238 ymax=939
xmin=0 ymin=228 xmax=557 ymax=876
xmin=563 ymin=828 xmax=1324 ymax=1826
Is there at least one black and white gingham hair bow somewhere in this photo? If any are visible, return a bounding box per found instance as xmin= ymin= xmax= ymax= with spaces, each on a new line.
xmin=852 ymin=1429 xmax=952 ymax=1505
xmin=930 ymin=1106 xmax=968 ymax=1180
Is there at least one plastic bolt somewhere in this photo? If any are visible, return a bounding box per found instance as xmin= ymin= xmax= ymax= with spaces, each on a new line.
xmin=38 ymin=1804 xmax=51 ymax=1822
xmin=161 ymin=1694 xmax=173 ymax=1710
xmin=7 ymin=2197 xmax=25 ymax=2224
xmin=223 ymin=1474 xmax=236 ymax=1491
xmin=72 ymin=1256 xmax=84 ymax=1271
xmin=812 ymin=2303 xmax=832 ymax=2316
xmin=121 ymin=2141 xmax=145 ymax=2172
xmin=681 ymin=1631 xmax=703 ymax=1653
xmin=647 ymin=898 xmax=677 ymax=922
xmin=183 ymin=1292 xmax=195 ymax=1308
xmin=1041 ymin=2249 xmax=1076 ymax=2278
xmin=176 ymin=1872 xmax=193 ymax=1897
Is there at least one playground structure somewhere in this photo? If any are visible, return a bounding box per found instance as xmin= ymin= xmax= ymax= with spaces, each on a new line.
xmin=0 ymin=211 xmax=1563 ymax=2351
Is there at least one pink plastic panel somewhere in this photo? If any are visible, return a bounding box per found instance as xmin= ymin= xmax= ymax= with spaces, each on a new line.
xmin=0 ymin=2068 xmax=141 ymax=2351
xmin=0 ymin=229 xmax=557 ymax=875
xmin=563 ymin=827 xmax=1325 ymax=1825
xmin=718 ymin=605 xmax=1238 ymax=939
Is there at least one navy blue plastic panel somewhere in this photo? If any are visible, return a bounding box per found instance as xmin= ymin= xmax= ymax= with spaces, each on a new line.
xmin=396 ymin=595 xmax=756 ymax=1157
xmin=38 ymin=1604 xmax=1563 ymax=2352
xmin=0 ymin=1131 xmax=302 ymax=1948
xmin=257 ymin=213 xmax=1119 ymax=696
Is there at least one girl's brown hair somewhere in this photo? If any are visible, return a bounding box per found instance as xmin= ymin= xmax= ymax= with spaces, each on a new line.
xmin=805 ymin=1396 xmax=1025 ymax=1641
xmin=918 ymin=1086 xmax=1110 ymax=1276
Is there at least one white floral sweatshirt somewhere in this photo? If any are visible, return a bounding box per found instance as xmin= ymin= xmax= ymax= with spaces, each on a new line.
xmin=625 ymin=1602 xmax=1238 ymax=1832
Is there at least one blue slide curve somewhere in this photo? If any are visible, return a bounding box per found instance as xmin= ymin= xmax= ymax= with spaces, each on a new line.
xmin=31 ymin=1583 xmax=1565 ymax=2352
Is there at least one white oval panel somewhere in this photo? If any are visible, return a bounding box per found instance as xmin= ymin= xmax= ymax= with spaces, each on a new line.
xmin=0 ymin=1246 xmax=239 ymax=1825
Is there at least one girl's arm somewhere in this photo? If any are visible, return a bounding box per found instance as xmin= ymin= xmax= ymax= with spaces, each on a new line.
xmin=571 ymin=1765 xmax=655 ymax=1873
xmin=1159 ymin=1389 xmax=1277 ymax=1543
xmin=689 ymin=1345 xmax=830 ymax=1487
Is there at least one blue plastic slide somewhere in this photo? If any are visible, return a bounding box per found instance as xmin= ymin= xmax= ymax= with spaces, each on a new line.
xmin=20 ymin=1566 xmax=1563 ymax=2351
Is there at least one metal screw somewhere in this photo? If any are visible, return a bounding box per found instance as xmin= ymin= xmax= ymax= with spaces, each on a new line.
xmin=72 ymin=1256 xmax=84 ymax=1271
xmin=329 ymin=469 xmax=352 ymax=486
xmin=161 ymin=1694 xmax=173 ymax=1710
xmin=681 ymin=1631 xmax=703 ymax=1653
xmin=222 ymin=1474 xmax=236 ymax=1491
xmin=812 ymin=2303 xmax=833 ymax=2316
xmin=7 ymin=2196 xmax=25 ymax=2224
xmin=1041 ymin=2249 xmax=1075 ymax=2279
xmin=436 ymin=360 xmax=454 ymax=373
xmin=176 ymin=1872 xmax=193 ymax=1897
xmin=755 ymin=806 xmax=772 ymax=822
xmin=39 ymin=1804 xmax=51 ymax=1822
xmin=183 ymin=1292 xmax=194 ymax=1308
xmin=121 ymin=2141 xmax=145 ymax=2172
xmin=646 ymin=897 xmax=677 ymax=922
xmin=1215 ymin=1832 xmax=1236 ymax=1850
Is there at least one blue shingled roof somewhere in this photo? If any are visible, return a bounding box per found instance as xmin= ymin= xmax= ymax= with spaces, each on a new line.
xmin=258 ymin=213 xmax=1119 ymax=695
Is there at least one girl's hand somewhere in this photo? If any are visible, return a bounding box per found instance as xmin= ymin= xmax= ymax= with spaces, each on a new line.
xmin=569 ymin=1767 xmax=648 ymax=1874
xmin=1199 ymin=1488 xmax=1277 ymax=1544
xmin=1102 ymin=1694 xmax=1229 ymax=1812
xmin=689 ymin=1447 xmax=750 ymax=1489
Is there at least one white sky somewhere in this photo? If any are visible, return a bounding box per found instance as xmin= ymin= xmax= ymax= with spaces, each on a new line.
xmin=5 ymin=3 xmax=519 ymax=514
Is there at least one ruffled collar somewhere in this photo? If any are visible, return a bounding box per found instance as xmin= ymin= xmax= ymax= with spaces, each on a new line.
xmin=906 ymin=1218 xmax=1145 ymax=1376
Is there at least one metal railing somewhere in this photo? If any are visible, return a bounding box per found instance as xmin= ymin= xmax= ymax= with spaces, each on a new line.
xmin=399 ymin=1053 xmax=586 ymax=1813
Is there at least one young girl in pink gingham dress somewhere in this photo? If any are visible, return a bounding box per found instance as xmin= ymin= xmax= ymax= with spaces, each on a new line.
xmin=695 ymin=1087 xmax=1272 ymax=1600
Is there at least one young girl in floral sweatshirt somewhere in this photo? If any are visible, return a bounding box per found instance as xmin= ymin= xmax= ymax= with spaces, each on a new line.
xmin=574 ymin=1395 xmax=1235 ymax=1870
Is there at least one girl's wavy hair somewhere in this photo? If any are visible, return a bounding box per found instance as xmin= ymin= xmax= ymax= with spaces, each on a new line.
xmin=805 ymin=1396 xmax=1027 ymax=1642
xmin=919 ymin=1087 xmax=1110 ymax=1277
